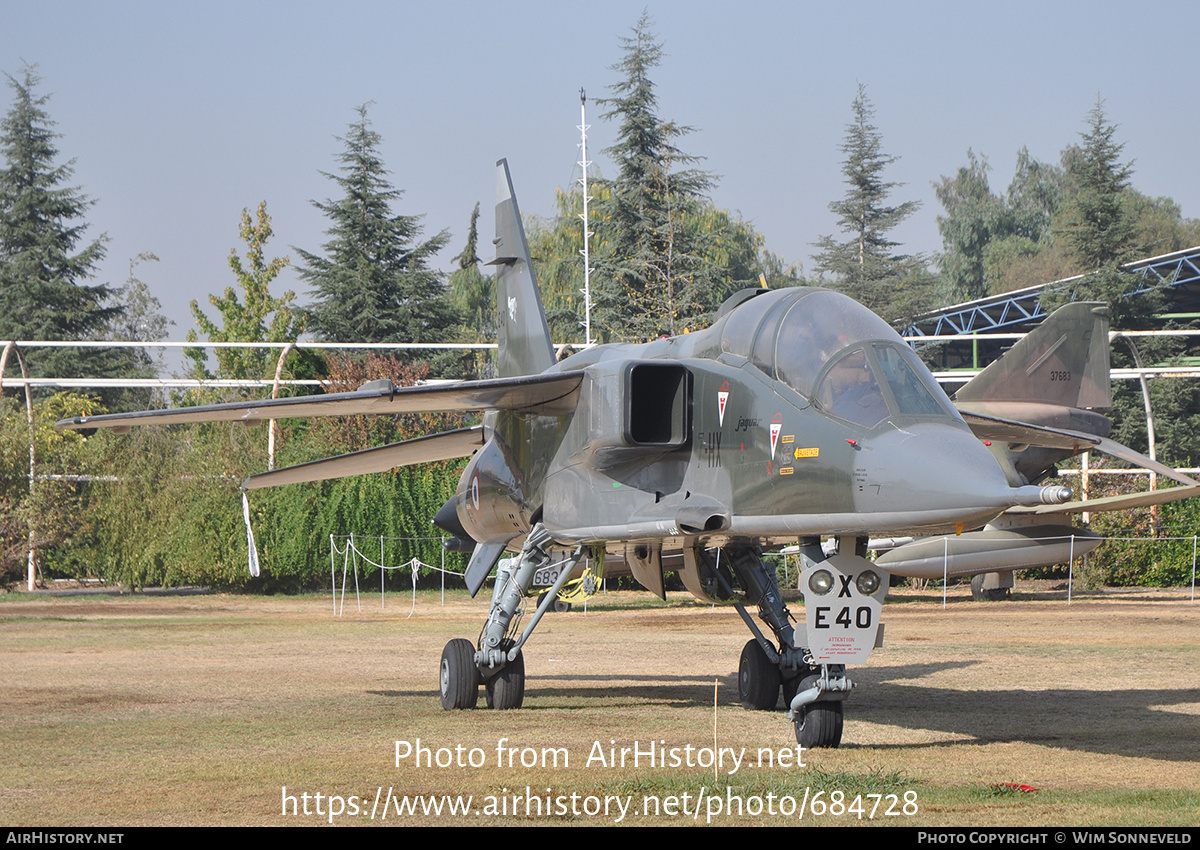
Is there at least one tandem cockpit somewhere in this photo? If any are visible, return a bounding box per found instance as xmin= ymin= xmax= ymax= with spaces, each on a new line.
xmin=716 ymin=287 xmax=958 ymax=430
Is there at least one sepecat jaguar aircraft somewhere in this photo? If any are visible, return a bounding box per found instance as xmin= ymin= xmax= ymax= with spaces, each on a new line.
xmin=57 ymin=160 xmax=1197 ymax=747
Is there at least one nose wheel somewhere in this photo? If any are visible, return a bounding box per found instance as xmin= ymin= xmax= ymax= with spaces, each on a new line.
xmin=791 ymin=673 xmax=843 ymax=748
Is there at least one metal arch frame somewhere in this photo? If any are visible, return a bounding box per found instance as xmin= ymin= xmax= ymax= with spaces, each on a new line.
xmin=1124 ymin=247 xmax=1200 ymax=304
xmin=904 ymin=245 xmax=1200 ymax=339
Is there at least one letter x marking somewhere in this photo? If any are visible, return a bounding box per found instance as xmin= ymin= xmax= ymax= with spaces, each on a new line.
xmin=838 ymin=574 xmax=854 ymax=598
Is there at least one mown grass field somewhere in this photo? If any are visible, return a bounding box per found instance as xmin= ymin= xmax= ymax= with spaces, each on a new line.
xmin=1 ymin=583 xmax=1197 ymax=826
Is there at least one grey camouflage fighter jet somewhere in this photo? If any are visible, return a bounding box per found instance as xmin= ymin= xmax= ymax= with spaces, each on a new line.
xmin=57 ymin=161 xmax=1197 ymax=748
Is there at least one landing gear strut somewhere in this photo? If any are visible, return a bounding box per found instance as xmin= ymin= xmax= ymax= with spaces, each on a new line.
xmin=715 ymin=540 xmax=820 ymax=715
xmin=438 ymin=524 xmax=582 ymax=711
xmin=719 ymin=541 xmax=844 ymax=746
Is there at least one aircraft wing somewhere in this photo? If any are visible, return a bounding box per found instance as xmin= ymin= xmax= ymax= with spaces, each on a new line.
xmin=963 ymin=410 xmax=1200 ymax=489
xmin=55 ymin=371 xmax=585 ymax=432
xmin=959 ymin=411 xmax=1099 ymax=452
xmin=242 ymin=426 xmax=484 ymax=490
xmin=963 ymin=410 xmax=1200 ymax=514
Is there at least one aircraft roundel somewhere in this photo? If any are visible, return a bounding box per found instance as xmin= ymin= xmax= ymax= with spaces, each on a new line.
xmin=470 ymin=473 xmax=480 ymax=511
xmin=718 ymin=381 xmax=730 ymax=427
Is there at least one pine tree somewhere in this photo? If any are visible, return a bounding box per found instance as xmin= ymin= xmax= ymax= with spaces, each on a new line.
xmin=1047 ymin=98 xmax=1151 ymax=329
xmin=448 ymin=202 xmax=494 ymax=377
xmin=186 ymin=202 xmax=304 ymax=385
xmin=0 ymin=67 xmax=116 ymax=381
xmin=297 ymin=105 xmax=457 ymax=353
xmin=597 ymin=13 xmax=738 ymax=340
xmin=449 ymin=203 xmax=492 ymax=342
xmin=812 ymin=84 xmax=927 ymax=323
xmin=1062 ymin=97 xmax=1135 ymax=273
xmin=1042 ymin=100 xmax=1195 ymax=472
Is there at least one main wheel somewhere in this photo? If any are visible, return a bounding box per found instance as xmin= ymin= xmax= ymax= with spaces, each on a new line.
xmin=485 ymin=649 xmax=525 ymax=710
xmin=792 ymin=672 xmax=843 ymax=747
xmin=738 ymin=639 xmax=781 ymax=710
xmin=971 ymin=574 xmax=1011 ymax=601
xmin=440 ymin=638 xmax=479 ymax=710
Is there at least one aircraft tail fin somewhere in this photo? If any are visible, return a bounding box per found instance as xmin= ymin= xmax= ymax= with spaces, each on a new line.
xmin=490 ymin=159 xmax=555 ymax=378
xmin=955 ymin=302 xmax=1111 ymax=410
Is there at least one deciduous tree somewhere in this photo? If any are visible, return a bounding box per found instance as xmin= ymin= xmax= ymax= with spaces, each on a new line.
xmin=104 ymin=252 xmax=171 ymax=409
xmin=934 ymin=150 xmax=1003 ymax=301
xmin=186 ymin=202 xmax=304 ymax=385
xmin=449 ymin=202 xmax=494 ymax=376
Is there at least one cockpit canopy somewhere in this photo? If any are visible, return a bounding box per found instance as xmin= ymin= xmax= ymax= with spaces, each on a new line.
xmin=719 ymin=288 xmax=955 ymax=428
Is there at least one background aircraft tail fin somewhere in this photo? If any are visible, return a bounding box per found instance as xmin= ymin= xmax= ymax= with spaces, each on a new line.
xmin=955 ymin=302 xmax=1111 ymax=410
xmin=490 ymin=159 xmax=555 ymax=378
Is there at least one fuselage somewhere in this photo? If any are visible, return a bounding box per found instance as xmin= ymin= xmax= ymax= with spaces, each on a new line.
xmin=453 ymin=287 xmax=1061 ymax=552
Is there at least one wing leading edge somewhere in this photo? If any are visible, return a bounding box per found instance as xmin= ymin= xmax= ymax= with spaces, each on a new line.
xmin=54 ymin=371 xmax=585 ymax=432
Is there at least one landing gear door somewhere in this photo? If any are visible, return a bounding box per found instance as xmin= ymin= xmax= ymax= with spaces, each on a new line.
xmin=801 ymin=553 xmax=888 ymax=665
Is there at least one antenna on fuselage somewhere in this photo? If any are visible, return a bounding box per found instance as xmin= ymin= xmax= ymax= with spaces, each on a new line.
xmin=578 ymin=88 xmax=594 ymax=346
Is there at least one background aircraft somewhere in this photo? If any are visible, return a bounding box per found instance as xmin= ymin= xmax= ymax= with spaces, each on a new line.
xmin=877 ymin=301 xmax=1199 ymax=598
xmin=57 ymin=161 xmax=1195 ymax=748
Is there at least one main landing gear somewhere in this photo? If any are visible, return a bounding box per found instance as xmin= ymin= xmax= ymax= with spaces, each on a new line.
xmin=439 ymin=524 xmax=582 ymax=712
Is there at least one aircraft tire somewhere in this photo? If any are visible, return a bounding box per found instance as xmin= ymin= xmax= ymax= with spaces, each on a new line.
xmin=970 ymin=574 xmax=1011 ymax=602
xmin=738 ymin=639 xmax=781 ymax=710
xmin=793 ymin=674 xmax=843 ymax=748
xmin=794 ymin=702 xmax=843 ymax=748
xmin=485 ymin=649 xmax=525 ymax=710
xmin=440 ymin=638 xmax=480 ymax=710
xmin=553 ymin=598 xmax=572 ymax=613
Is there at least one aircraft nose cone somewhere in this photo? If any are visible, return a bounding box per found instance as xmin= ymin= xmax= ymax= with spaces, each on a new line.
xmin=857 ymin=422 xmax=1025 ymax=525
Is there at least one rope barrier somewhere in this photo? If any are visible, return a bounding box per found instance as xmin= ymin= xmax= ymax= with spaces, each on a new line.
xmin=329 ymin=535 xmax=466 ymax=617
xmin=324 ymin=531 xmax=1197 ymax=620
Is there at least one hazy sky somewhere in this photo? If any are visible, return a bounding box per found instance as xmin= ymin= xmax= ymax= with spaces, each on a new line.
xmin=4 ymin=0 xmax=1198 ymax=350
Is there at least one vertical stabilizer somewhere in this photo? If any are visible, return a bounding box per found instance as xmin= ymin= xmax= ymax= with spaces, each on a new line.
xmin=490 ymin=159 xmax=554 ymax=378
xmin=955 ymin=302 xmax=1112 ymax=410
